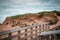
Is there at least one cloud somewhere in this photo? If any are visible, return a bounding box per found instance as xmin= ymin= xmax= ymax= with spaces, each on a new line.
xmin=0 ymin=0 xmax=60 ymax=23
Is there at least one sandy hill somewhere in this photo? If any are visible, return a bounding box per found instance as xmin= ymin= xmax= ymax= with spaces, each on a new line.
xmin=0 ymin=11 xmax=60 ymax=32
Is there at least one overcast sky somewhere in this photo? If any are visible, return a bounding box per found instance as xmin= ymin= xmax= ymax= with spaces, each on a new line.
xmin=0 ymin=0 xmax=60 ymax=23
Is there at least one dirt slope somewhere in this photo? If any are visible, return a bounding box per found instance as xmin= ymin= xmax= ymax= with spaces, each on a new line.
xmin=0 ymin=11 xmax=60 ymax=32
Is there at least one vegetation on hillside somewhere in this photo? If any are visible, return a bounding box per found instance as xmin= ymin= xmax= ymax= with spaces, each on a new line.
xmin=10 ymin=10 xmax=60 ymax=18
xmin=5 ymin=10 xmax=60 ymax=25
xmin=10 ymin=13 xmax=33 ymax=19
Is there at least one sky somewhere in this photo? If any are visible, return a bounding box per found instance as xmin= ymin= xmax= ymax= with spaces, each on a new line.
xmin=0 ymin=0 xmax=60 ymax=23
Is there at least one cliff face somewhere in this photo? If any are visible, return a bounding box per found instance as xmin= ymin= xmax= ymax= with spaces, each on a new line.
xmin=0 ymin=11 xmax=60 ymax=32
xmin=2 ymin=13 xmax=57 ymax=27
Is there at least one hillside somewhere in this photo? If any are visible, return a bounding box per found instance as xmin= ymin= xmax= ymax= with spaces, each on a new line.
xmin=0 ymin=11 xmax=60 ymax=32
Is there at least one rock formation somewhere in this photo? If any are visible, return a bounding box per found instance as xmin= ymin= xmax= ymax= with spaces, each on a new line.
xmin=0 ymin=11 xmax=60 ymax=32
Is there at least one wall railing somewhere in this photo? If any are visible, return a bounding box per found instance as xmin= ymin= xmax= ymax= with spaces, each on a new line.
xmin=0 ymin=22 xmax=50 ymax=40
xmin=38 ymin=28 xmax=60 ymax=40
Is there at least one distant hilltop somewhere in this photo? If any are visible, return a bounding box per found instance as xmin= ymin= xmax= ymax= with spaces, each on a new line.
xmin=0 ymin=10 xmax=60 ymax=32
xmin=1 ymin=11 xmax=60 ymax=26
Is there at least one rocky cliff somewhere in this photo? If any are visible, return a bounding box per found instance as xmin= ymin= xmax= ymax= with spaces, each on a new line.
xmin=0 ymin=11 xmax=60 ymax=32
